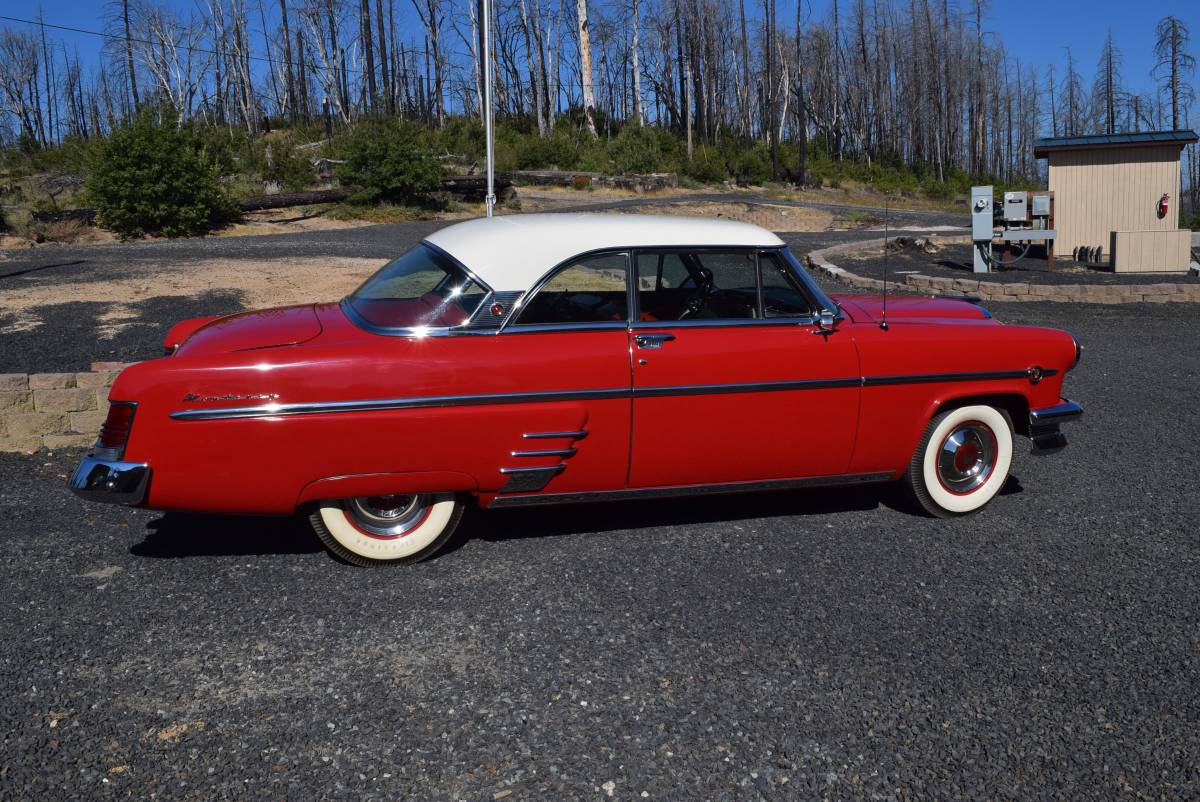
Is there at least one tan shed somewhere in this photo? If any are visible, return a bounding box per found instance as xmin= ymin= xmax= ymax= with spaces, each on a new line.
xmin=1034 ymin=130 xmax=1198 ymax=273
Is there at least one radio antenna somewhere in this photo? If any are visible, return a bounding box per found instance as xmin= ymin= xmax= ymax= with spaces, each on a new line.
xmin=482 ymin=0 xmax=496 ymax=218
xmin=880 ymin=194 xmax=890 ymax=331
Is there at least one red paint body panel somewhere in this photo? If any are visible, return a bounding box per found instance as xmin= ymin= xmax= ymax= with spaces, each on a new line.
xmin=103 ymin=287 xmax=1079 ymax=515
xmin=630 ymin=323 xmax=860 ymax=485
xmin=175 ymin=304 xmax=323 ymax=357
xmin=162 ymin=315 xmax=224 ymax=353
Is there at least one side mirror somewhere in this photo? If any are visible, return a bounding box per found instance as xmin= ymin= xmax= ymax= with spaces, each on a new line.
xmin=812 ymin=309 xmax=838 ymax=337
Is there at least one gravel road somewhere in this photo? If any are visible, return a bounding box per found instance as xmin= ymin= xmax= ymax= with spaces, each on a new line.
xmin=2 ymin=290 xmax=1199 ymax=799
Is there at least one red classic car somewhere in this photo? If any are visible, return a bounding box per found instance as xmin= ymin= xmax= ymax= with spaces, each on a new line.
xmin=70 ymin=214 xmax=1082 ymax=566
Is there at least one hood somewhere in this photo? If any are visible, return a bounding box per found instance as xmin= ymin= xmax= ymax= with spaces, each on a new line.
xmin=833 ymin=294 xmax=992 ymax=323
xmin=173 ymin=304 xmax=323 ymax=357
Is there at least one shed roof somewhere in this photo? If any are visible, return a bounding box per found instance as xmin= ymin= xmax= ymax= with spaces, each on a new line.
xmin=1034 ymin=129 xmax=1198 ymax=157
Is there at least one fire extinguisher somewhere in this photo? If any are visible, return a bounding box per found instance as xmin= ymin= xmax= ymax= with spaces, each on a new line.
xmin=1157 ymin=193 xmax=1170 ymax=219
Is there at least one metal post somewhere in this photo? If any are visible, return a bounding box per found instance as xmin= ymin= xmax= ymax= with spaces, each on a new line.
xmin=482 ymin=0 xmax=496 ymax=218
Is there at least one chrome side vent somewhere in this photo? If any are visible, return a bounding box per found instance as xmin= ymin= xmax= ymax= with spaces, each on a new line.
xmin=499 ymin=465 xmax=565 ymax=493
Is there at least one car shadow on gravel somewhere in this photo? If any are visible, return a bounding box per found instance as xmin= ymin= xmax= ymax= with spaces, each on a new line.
xmin=125 ymin=476 xmax=1023 ymax=560
xmin=130 ymin=512 xmax=321 ymax=558
xmin=467 ymin=484 xmax=896 ymax=547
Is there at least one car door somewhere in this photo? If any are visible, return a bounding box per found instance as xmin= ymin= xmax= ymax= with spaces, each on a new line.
xmin=628 ymin=248 xmax=861 ymax=488
xmin=492 ymin=250 xmax=635 ymax=496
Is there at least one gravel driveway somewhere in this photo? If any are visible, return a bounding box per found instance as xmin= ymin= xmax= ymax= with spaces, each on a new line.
xmin=2 ymin=290 xmax=1198 ymax=799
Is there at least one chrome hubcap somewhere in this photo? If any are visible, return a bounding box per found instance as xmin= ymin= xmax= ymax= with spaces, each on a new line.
xmin=344 ymin=494 xmax=430 ymax=538
xmin=936 ymin=423 xmax=997 ymax=494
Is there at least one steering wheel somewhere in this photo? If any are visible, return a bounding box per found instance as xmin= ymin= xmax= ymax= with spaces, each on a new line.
xmin=679 ymin=268 xmax=715 ymax=319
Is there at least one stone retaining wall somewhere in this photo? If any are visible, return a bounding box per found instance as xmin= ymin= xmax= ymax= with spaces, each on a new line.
xmin=0 ymin=363 xmax=131 ymax=453
xmin=809 ymin=237 xmax=1200 ymax=303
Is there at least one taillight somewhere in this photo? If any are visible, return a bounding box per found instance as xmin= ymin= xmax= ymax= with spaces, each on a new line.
xmin=95 ymin=402 xmax=136 ymax=460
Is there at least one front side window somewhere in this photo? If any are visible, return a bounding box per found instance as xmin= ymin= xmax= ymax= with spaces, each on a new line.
xmin=759 ymin=252 xmax=816 ymax=317
xmin=636 ymin=250 xmax=759 ymax=321
xmin=512 ymin=252 xmax=629 ymax=325
xmin=346 ymin=244 xmax=489 ymax=330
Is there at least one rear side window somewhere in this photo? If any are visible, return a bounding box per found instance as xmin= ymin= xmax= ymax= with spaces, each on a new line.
xmin=346 ymin=244 xmax=489 ymax=330
xmin=513 ymin=252 xmax=630 ymax=325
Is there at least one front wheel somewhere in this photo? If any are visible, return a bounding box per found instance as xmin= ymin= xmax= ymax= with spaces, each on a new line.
xmin=309 ymin=493 xmax=464 ymax=566
xmin=904 ymin=404 xmax=1014 ymax=517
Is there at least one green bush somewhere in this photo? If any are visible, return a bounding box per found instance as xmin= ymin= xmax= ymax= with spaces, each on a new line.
xmin=609 ymin=124 xmax=677 ymax=174
xmin=335 ymin=118 xmax=443 ymax=205
xmin=86 ymin=110 xmax=237 ymax=238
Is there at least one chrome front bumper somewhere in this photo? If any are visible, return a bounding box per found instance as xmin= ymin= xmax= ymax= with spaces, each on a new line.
xmin=1028 ymin=400 xmax=1083 ymax=455
xmin=69 ymin=456 xmax=150 ymax=506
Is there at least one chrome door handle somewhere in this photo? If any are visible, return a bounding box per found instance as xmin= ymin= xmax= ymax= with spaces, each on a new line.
xmin=635 ymin=333 xmax=676 ymax=349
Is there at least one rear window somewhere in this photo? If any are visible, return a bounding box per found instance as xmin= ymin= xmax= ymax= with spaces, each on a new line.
xmin=346 ymin=244 xmax=489 ymax=330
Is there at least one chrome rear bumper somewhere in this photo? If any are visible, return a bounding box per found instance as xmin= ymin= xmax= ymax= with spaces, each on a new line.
xmin=1028 ymin=400 xmax=1083 ymax=455
xmin=69 ymin=456 xmax=150 ymax=506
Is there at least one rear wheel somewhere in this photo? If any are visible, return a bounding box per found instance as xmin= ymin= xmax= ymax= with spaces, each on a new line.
xmin=309 ymin=493 xmax=463 ymax=566
xmin=904 ymin=404 xmax=1013 ymax=517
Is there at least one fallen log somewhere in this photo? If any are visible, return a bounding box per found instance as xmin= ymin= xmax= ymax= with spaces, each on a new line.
xmin=440 ymin=175 xmax=517 ymax=201
xmin=239 ymin=188 xmax=349 ymax=211
xmin=509 ymin=170 xmax=677 ymax=193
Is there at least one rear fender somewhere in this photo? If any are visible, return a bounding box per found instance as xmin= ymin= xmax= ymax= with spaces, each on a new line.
xmin=296 ymin=470 xmax=479 ymax=508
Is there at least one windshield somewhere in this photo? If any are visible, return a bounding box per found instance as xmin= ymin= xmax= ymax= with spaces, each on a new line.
xmin=345 ymin=244 xmax=489 ymax=330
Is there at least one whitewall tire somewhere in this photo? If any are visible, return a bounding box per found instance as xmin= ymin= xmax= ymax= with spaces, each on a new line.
xmin=309 ymin=493 xmax=463 ymax=566
xmin=905 ymin=404 xmax=1013 ymax=517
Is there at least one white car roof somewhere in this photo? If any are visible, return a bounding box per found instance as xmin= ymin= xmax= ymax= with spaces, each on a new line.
xmin=423 ymin=213 xmax=786 ymax=292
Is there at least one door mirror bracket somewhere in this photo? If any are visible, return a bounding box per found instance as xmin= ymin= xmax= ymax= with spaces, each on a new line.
xmin=813 ymin=309 xmax=838 ymax=338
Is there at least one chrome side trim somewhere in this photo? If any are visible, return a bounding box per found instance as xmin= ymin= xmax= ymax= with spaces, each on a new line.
xmin=512 ymin=448 xmax=577 ymax=458
xmin=170 ymin=387 xmax=630 ymax=421
xmin=172 ymin=370 xmax=1057 ymax=421
xmin=636 ymin=377 xmax=861 ymax=397
xmin=488 ymin=470 xmax=897 ymax=508
xmin=862 ymin=368 xmax=1057 ymax=387
xmin=523 ymin=430 xmax=589 ymax=439
xmin=498 ymin=465 xmax=565 ymax=493
xmin=69 ymin=456 xmax=150 ymax=506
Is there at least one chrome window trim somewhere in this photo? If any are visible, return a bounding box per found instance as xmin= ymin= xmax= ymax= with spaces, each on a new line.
xmin=170 ymin=368 xmax=1051 ymax=422
xmin=500 ymin=321 xmax=629 ymax=335
xmin=340 ymin=241 xmax=498 ymax=338
xmin=502 ymin=248 xmax=633 ymax=332
xmin=629 ymin=316 xmax=819 ymax=330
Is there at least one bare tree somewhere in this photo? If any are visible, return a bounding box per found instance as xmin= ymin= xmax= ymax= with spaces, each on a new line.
xmin=1154 ymin=15 xmax=1195 ymax=130
xmin=576 ymin=0 xmax=598 ymax=136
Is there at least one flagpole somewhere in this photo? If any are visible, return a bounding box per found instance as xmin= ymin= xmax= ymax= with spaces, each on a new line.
xmin=482 ymin=0 xmax=496 ymax=218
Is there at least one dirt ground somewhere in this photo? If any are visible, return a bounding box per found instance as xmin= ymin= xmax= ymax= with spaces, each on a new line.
xmin=0 ymin=256 xmax=386 ymax=339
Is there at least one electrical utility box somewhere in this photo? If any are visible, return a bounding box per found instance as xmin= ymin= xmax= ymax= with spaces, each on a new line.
xmin=1031 ymin=194 xmax=1051 ymax=217
xmin=1003 ymin=191 xmax=1028 ymax=222
xmin=971 ymin=185 xmax=994 ymax=273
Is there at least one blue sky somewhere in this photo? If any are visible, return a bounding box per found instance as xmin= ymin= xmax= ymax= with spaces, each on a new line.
xmin=5 ymin=0 xmax=1199 ymax=128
